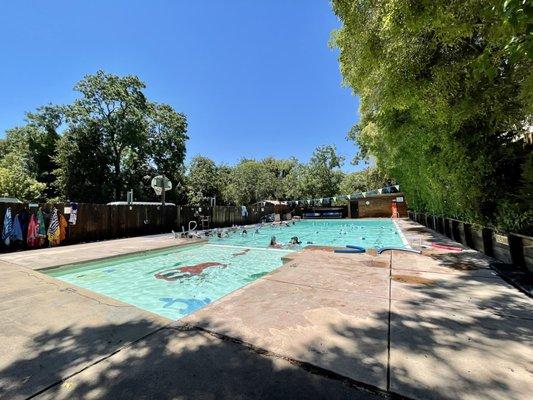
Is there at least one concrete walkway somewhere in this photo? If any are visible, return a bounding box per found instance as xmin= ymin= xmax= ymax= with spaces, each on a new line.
xmin=0 ymin=223 xmax=531 ymax=399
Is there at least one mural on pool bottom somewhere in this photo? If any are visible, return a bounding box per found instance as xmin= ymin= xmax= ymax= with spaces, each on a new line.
xmin=154 ymin=262 xmax=226 ymax=281
xmin=160 ymin=297 xmax=211 ymax=314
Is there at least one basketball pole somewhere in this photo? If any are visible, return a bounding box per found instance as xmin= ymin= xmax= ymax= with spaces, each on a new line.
xmin=161 ymin=174 xmax=166 ymax=206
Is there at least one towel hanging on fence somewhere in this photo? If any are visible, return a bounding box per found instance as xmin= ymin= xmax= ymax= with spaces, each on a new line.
xmin=18 ymin=209 xmax=28 ymax=240
xmin=48 ymin=208 xmax=61 ymax=246
xmin=12 ymin=214 xmax=23 ymax=242
xmin=27 ymin=214 xmax=40 ymax=248
xmin=241 ymin=205 xmax=248 ymax=217
xmin=36 ymin=209 xmax=46 ymax=245
xmin=59 ymin=214 xmax=68 ymax=243
xmin=2 ymin=207 xmax=13 ymax=246
xmin=69 ymin=202 xmax=78 ymax=225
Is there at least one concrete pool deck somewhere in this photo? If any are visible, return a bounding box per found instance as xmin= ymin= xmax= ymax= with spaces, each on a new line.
xmin=0 ymin=221 xmax=532 ymax=399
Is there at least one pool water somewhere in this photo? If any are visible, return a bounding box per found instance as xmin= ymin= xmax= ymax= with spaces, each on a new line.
xmin=209 ymin=219 xmax=406 ymax=249
xmin=46 ymin=219 xmax=406 ymax=320
xmin=47 ymin=244 xmax=290 ymax=320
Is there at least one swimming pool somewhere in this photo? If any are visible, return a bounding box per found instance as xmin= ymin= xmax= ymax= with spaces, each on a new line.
xmin=46 ymin=219 xmax=406 ymax=320
xmin=209 ymin=219 xmax=406 ymax=249
xmin=46 ymin=244 xmax=290 ymax=320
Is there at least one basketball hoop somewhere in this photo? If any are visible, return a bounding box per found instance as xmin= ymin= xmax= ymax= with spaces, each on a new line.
xmin=150 ymin=175 xmax=172 ymax=205
xmin=151 ymin=175 xmax=172 ymax=193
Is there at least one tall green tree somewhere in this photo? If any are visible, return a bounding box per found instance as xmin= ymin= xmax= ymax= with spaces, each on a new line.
xmin=0 ymin=152 xmax=46 ymax=201
xmin=54 ymin=71 xmax=189 ymax=203
xmin=332 ymin=0 xmax=532 ymax=232
xmin=297 ymin=145 xmax=345 ymax=199
xmin=65 ymin=71 xmax=149 ymax=200
xmin=186 ymin=156 xmax=226 ymax=205
xmin=0 ymin=105 xmax=63 ymax=199
xmin=340 ymin=167 xmax=389 ymax=195
xmin=224 ymin=159 xmax=277 ymax=205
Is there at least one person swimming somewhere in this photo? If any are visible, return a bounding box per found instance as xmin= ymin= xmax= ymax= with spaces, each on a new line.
xmin=289 ymin=236 xmax=301 ymax=245
xmin=242 ymin=229 xmax=248 ymax=236
xmin=269 ymin=236 xmax=283 ymax=248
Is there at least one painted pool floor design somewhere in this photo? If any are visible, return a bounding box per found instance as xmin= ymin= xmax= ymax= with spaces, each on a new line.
xmin=48 ymin=244 xmax=290 ymax=319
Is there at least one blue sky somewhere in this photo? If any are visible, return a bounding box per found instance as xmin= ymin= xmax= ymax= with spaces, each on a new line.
xmin=0 ymin=0 xmax=361 ymax=171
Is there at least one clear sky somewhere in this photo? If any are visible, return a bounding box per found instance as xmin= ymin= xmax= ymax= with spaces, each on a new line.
xmin=0 ymin=0 xmax=361 ymax=171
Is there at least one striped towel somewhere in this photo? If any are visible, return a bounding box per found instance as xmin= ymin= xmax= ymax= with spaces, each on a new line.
xmin=47 ymin=208 xmax=61 ymax=245
xmin=2 ymin=207 xmax=13 ymax=246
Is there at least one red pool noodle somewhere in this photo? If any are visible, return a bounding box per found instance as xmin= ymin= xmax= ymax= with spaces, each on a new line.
xmin=431 ymin=243 xmax=463 ymax=252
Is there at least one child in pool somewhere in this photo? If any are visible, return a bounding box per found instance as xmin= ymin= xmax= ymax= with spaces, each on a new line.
xmin=269 ymin=236 xmax=283 ymax=249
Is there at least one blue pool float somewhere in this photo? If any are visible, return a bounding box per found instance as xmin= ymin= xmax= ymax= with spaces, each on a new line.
xmin=334 ymin=245 xmax=366 ymax=254
xmin=376 ymin=247 xmax=421 ymax=255
xmin=346 ymin=245 xmax=366 ymax=252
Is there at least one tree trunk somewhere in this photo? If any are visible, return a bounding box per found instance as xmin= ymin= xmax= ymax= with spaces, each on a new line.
xmin=113 ymin=160 xmax=121 ymax=201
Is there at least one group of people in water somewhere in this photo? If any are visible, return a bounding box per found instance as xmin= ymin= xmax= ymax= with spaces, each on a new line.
xmin=269 ymin=235 xmax=302 ymax=249
xmin=207 ymin=220 xmax=306 ymax=249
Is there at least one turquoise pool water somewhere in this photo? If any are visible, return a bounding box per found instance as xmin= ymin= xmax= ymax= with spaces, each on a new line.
xmin=209 ymin=219 xmax=406 ymax=249
xmin=47 ymin=244 xmax=290 ymax=320
xmin=46 ymin=219 xmax=405 ymax=320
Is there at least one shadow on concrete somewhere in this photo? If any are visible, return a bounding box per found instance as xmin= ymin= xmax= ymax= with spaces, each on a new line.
xmin=0 ymin=320 xmax=385 ymax=400
xmin=325 ymin=281 xmax=532 ymax=400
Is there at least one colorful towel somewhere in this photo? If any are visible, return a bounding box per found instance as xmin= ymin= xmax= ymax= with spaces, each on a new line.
xmin=59 ymin=214 xmax=68 ymax=243
xmin=12 ymin=214 xmax=23 ymax=241
xmin=2 ymin=207 xmax=13 ymax=246
xmin=69 ymin=202 xmax=78 ymax=225
xmin=48 ymin=208 xmax=61 ymax=246
xmin=27 ymin=214 xmax=40 ymax=248
xmin=36 ymin=210 xmax=46 ymax=237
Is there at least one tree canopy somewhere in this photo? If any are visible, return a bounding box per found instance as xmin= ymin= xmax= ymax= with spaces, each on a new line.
xmin=1 ymin=71 xmax=389 ymax=207
xmin=332 ymin=0 xmax=532 ymax=233
xmin=184 ymin=146 xmax=378 ymax=206
xmin=1 ymin=71 xmax=189 ymax=203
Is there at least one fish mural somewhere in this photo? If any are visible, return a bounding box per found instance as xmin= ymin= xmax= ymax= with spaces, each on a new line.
xmin=244 ymin=271 xmax=269 ymax=282
xmin=232 ymin=248 xmax=250 ymax=257
xmin=154 ymin=262 xmax=226 ymax=281
xmin=159 ymin=297 xmax=211 ymax=315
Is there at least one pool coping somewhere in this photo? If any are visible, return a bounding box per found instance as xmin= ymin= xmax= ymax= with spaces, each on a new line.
xmin=39 ymin=241 xmax=208 ymax=274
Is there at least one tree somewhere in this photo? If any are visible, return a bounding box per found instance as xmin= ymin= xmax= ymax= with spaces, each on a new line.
xmin=297 ymin=145 xmax=345 ymax=199
xmin=54 ymin=71 xmax=188 ymax=203
xmin=144 ymin=103 xmax=188 ymax=203
xmin=260 ymin=157 xmax=300 ymax=200
xmin=224 ymin=159 xmax=277 ymax=205
xmin=65 ymin=71 xmax=149 ymax=200
xmin=0 ymin=152 xmax=46 ymax=201
xmin=186 ymin=156 xmax=225 ymax=205
xmin=54 ymin=126 xmax=114 ymax=203
xmin=0 ymin=105 xmax=63 ymax=200
xmin=340 ymin=167 xmax=389 ymax=195
xmin=332 ymin=0 xmax=532 ymax=232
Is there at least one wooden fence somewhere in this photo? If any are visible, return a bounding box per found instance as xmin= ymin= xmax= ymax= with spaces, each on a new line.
xmin=0 ymin=202 xmax=275 ymax=253
xmin=408 ymin=211 xmax=532 ymax=274
xmin=176 ymin=204 xmax=275 ymax=231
